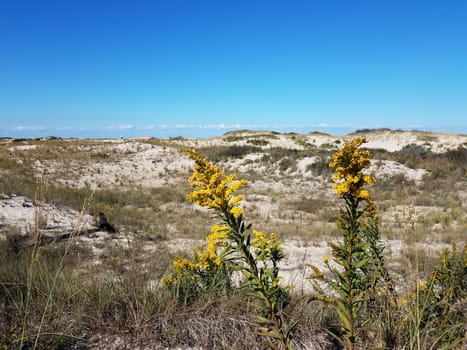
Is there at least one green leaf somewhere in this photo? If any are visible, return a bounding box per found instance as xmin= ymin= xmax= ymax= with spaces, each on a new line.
xmin=286 ymin=319 xmax=301 ymax=339
xmin=335 ymin=301 xmax=352 ymax=331
xmin=325 ymin=328 xmax=344 ymax=346
xmin=257 ymin=316 xmax=275 ymax=325
xmin=355 ymin=258 xmax=369 ymax=269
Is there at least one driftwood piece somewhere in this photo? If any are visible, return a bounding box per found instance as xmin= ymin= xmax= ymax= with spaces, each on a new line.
xmin=9 ymin=228 xmax=101 ymax=252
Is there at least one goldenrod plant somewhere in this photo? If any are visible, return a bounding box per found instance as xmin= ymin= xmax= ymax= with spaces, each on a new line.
xmin=309 ymin=137 xmax=390 ymax=349
xmin=163 ymin=224 xmax=232 ymax=304
xmin=165 ymin=149 xmax=293 ymax=349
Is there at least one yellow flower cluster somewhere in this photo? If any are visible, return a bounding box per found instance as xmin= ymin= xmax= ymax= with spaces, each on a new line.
xmin=251 ymin=230 xmax=283 ymax=260
xmin=162 ymin=256 xmax=197 ymax=286
xmin=163 ymin=225 xmax=229 ymax=287
xmin=329 ymin=137 xmax=376 ymax=202
xmin=183 ymin=149 xmax=247 ymax=217
xmin=199 ymin=224 xmax=229 ymax=268
xmin=173 ymin=256 xmax=197 ymax=273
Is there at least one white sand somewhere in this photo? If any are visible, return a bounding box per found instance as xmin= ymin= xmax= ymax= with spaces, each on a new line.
xmin=1 ymin=129 xmax=465 ymax=290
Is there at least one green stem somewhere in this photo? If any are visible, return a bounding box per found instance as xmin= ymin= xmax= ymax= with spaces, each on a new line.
xmin=226 ymin=213 xmax=289 ymax=349
xmin=343 ymin=198 xmax=360 ymax=350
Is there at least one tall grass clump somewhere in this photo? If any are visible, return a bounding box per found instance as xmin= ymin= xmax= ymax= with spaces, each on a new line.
xmin=404 ymin=244 xmax=467 ymax=349
xmin=0 ymin=175 xmax=94 ymax=349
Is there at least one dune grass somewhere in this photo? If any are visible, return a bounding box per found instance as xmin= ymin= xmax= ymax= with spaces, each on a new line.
xmin=0 ymin=134 xmax=466 ymax=349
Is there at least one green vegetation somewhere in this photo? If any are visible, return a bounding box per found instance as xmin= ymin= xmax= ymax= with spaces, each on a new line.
xmin=0 ymin=133 xmax=466 ymax=349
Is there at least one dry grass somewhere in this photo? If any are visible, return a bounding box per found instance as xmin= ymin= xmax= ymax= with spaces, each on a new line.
xmin=1 ymin=131 xmax=466 ymax=349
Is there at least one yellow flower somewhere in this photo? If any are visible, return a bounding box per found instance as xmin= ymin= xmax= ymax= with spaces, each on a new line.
xmin=329 ymin=137 xmax=375 ymax=203
xmin=183 ymin=149 xmax=247 ymax=216
xmin=209 ymin=224 xmax=229 ymax=240
xmin=196 ymin=225 xmax=230 ymax=268
xmin=333 ymin=182 xmax=350 ymax=196
xmin=251 ymin=229 xmax=267 ymax=249
xmin=363 ymin=175 xmax=376 ymax=185
xmin=251 ymin=230 xmax=284 ymax=262
xmin=229 ymin=194 xmax=244 ymax=206
xmin=322 ymin=256 xmax=329 ymax=264
xmin=198 ymin=252 xmax=211 ymax=269
xmin=173 ymin=257 xmax=197 ymax=272
xmin=229 ymin=206 xmax=243 ymax=218
xmin=356 ymin=189 xmax=370 ymax=201
xmin=214 ymin=256 xmax=223 ymax=266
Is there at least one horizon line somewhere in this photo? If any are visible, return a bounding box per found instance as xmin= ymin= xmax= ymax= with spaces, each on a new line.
xmin=1 ymin=122 xmax=467 ymax=139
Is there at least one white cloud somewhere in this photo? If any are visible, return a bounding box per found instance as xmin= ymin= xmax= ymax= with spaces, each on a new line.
xmin=4 ymin=122 xmax=441 ymax=138
xmin=141 ymin=124 xmax=156 ymax=130
xmin=117 ymin=125 xmax=134 ymax=130
xmin=55 ymin=126 xmax=89 ymax=131
xmin=13 ymin=125 xmax=46 ymax=131
xmin=104 ymin=125 xmax=135 ymax=130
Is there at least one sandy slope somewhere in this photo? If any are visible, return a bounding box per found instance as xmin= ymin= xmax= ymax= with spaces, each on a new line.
xmin=1 ymin=129 xmax=466 ymax=290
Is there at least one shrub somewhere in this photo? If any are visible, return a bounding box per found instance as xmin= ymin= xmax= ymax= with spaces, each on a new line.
xmin=196 ymin=145 xmax=260 ymax=162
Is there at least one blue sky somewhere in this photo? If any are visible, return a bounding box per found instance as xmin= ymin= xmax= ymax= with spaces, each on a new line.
xmin=1 ymin=0 xmax=466 ymax=138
